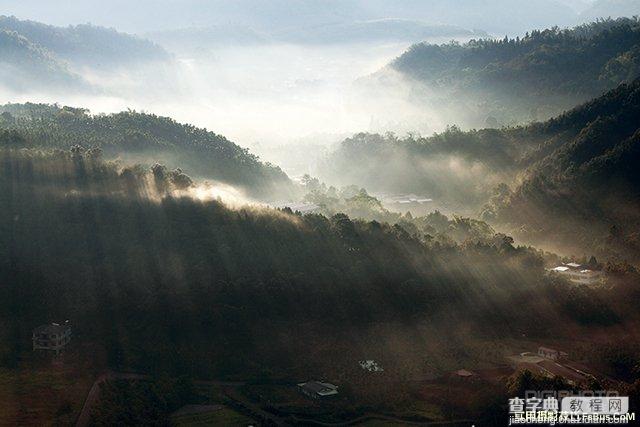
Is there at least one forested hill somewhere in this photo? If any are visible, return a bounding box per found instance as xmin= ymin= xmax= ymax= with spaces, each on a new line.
xmin=323 ymin=79 xmax=640 ymax=261
xmin=486 ymin=79 xmax=640 ymax=261
xmin=0 ymin=16 xmax=169 ymax=92
xmin=0 ymin=15 xmax=168 ymax=66
xmin=2 ymin=147 xmax=628 ymax=383
xmin=387 ymin=17 xmax=640 ymax=126
xmin=0 ymin=103 xmax=293 ymax=199
xmin=0 ymin=29 xmax=83 ymax=92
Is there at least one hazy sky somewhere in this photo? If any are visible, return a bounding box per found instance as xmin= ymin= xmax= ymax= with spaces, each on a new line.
xmin=3 ymin=0 xmax=628 ymax=35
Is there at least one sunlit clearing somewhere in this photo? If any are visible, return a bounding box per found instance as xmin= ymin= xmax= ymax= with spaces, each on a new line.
xmin=183 ymin=181 xmax=262 ymax=207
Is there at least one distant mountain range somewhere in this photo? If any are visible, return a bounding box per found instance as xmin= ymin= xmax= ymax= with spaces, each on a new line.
xmin=148 ymin=19 xmax=488 ymax=53
xmin=0 ymin=16 xmax=169 ymax=92
xmin=0 ymin=29 xmax=82 ymax=92
xmin=1 ymin=0 xmax=588 ymax=35
xmin=0 ymin=16 xmax=168 ymax=66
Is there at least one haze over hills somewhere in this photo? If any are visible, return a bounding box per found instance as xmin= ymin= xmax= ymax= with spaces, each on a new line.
xmin=148 ymin=20 xmax=488 ymax=53
xmin=1 ymin=14 xmax=484 ymax=155
xmin=0 ymin=29 xmax=83 ymax=92
xmin=361 ymin=17 xmax=640 ymax=131
xmin=3 ymin=11 xmax=639 ymax=162
xmin=322 ymin=78 xmax=640 ymax=261
xmin=487 ymin=79 xmax=640 ymax=260
xmin=0 ymin=16 xmax=173 ymax=97
xmin=0 ymin=16 xmax=168 ymax=67
xmin=0 ymin=0 xmax=594 ymax=35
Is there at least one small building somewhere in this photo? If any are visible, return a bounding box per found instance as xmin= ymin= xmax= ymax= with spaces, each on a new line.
xmin=359 ymin=360 xmax=384 ymax=372
xmin=455 ymin=369 xmax=475 ymax=378
xmin=33 ymin=321 xmax=71 ymax=355
xmin=549 ymin=264 xmax=603 ymax=285
xmin=538 ymin=346 xmax=567 ymax=361
xmin=297 ymin=381 xmax=338 ymax=398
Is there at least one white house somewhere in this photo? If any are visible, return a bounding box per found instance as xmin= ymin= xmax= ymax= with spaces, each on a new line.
xmin=549 ymin=263 xmax=603 ymax=285
xmin=538 ymin=346 xmax=567 ymax=361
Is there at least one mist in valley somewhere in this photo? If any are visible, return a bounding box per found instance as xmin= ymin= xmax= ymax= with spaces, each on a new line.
xmin=0 ymin=36 xmax=487 ymax=180
xmin=4 ymin=0 xmax=636 ymax=183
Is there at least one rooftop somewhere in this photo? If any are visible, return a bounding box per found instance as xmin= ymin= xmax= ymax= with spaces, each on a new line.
xmin=455 ymin=369 xmax=474 ymax=377
xmin=298 ymin=381 xmax=338 ymax=396
xmin=33 ymin=322 xmax=70 ymax=335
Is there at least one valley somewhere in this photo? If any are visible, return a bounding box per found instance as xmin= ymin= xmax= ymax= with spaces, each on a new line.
xmin=1 ymin=2 xmax=640 ymax=426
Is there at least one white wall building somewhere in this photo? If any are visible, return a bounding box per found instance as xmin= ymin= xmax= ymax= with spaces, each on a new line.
xmin=549 ymin=264 xmax=603 ymax=285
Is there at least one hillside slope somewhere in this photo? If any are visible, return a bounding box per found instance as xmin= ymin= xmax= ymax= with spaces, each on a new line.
xmin=0 ymin=103 xmax=293 ymax=199
xmin=0 ymin=29 xmax=83 ymax=92
xmin=384 ymin=18 xmax=640 ymax=127
xmin=488 ymin=79 xmax=640 ymax=260
xmin=323 ymin=79 xmax=640 ymax=260
xmin=2 ymin=147 xmax=623 ymax=384
xmin=0 ymin=15 xmax=168 ymax=66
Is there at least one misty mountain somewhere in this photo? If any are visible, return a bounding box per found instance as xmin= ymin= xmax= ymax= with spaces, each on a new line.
xmin=0 ymin=16 xmax=173 ymax=95
xmin=319 ymin=126 xmax=538 ymax=215
xmin=360 ymin=0 xmax=579 ymax=35
xmin=0 ymin=103 xmax=293 ymax=199
xmin=376 ymin=17 xmax=640 ymax=128
xmin=325 ymin=77 xmax=640 ymax=259
xmin=149 ymin=20 xmax=488 ymax=53
xmin=0 ymin=29 xmax=84 ymax=92
xmin=0 ymin=15 xmax=169 ymax=67
xmin=2 ymin=0 xmax=582 ymax=35
xmin=486 ymin=78 xmax=640 ymax=260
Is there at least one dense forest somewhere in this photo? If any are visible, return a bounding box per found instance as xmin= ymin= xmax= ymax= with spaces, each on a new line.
xmin=2 ymin=147 xmax=635 ymax=382
xmin=322 ymin=78 xmax=640 ymax=261
xmin=384 ymin=17 xmax=640 ymax=126
xmin=0 ymin=103 xmax=294 ymax=199
xmin=486 ymin=78 xmax=640 ymax=262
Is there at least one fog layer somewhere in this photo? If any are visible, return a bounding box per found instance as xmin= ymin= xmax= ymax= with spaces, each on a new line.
xmin=1 ymin=35 xmax=483 ymax=177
